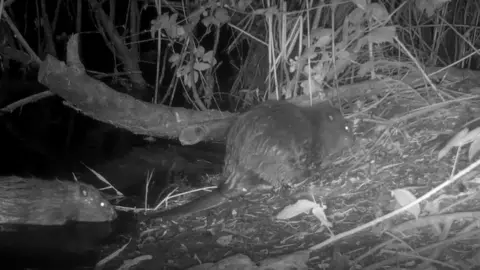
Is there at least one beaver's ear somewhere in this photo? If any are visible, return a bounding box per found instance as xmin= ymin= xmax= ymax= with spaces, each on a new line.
xmin=79 ymin=184 xmax=89 ymax=197
xmin=327 ymin=114 xmax=334 ymax=122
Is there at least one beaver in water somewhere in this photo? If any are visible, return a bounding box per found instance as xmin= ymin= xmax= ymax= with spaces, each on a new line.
xmin=140 ymin=100 xmax=355 ymax=220
xmin=0 ymin=176 xmax=117 ymax=225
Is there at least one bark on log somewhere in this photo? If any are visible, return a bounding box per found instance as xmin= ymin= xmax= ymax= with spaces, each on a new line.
xmin=34 ymin=35 xmax=480 ymax=144
xmin=37 ymin=34 xmax=235 ymax=144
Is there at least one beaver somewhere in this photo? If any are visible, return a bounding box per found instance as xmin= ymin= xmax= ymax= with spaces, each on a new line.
xmin=140 ymin=100 xmax=355 ymax=220
xmin=0 ymin=176 xmax=117 ymax=225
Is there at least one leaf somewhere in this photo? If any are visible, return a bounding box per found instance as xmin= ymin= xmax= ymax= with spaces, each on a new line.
xmin=416 ymin=0 xmax=452 ymax=17
xmin=314 ymin=32 xmax=332 ymax=48
xmin=276 ymin=199 xmax=318 ymax=219
xmin=440 ymin=128 xmax=470 ymax=156
xmin=300 ymin=79 xmax=323 ymax=95
xmin=358 ymin=61 xmax=374 ymax=77
xmin=163 ymin=13 xmax=179 ymax=38
xmin=439 ymin=127 xmax=480 ymax=160
xmin=253 ymin=6 xmax=278 ymax=16
xmin=202 ymin=50 xmax=215 ymax=63
xmin=195 ymin=46 xmax=205 ymax=58
xmin=216 ymin=235 xmax=233 ymax=246
xmin=374 ymin=123 xmax=388 ymax=133
xmin=336 ymin=50 xmax=351 ymax=59
xmin=214 ymin=7 xmax=230 ymax=24
xmin=368 ymin=26 xmax=396 ymax=44
xmin=168 ymin=53 xmax=180 ymax=66
xmin=194 ymin=62 xmax=211 ymax=71
xmin=312 ymin=205 xmax=332 ymax=228
xmin=424 ymin=200 xmax=440 ymax=215
xmin=201 ymin=16 xmax=215 ymax=27
xmin=391 ymin=188 xmax=420 ymax=219
xmin=299 ymin=46 xmax=317 ymax=61
xmin=169 ymin=13 xmax=178 ymax=26
xmin=354 ymin=35 xmax=369 ymax=53
xmin=150 ymin=13 xmax=169 ymax=31
xmin=183 ymin=73 xmax=190 ymax=87
xmin=190 ymin=14 xmax=200 ymax=26
xmin=459 ymin=126 xmax=480 ymax=145
xmin=182 ymin=70 xmax=198 ymax=88
xmin=438 ymin=128 xmax=468 ymax=160
xmin=304 ymin=28 xmax=332 ymax=47
xmin=326 ymin=57 xmax=350 ymax=81
xmin=368 ymin=3 xmax=389 ymax=22
xmin=469 ymin=135 xmax=480 ymax=160
xmin=348 ymin=7 xmax=365 ymax=25
xmin=176 ymin=26 xmax=186 ymax=37
xmin=193 ymin=70 xmax=199 ymax=84
xmin=176 ymin=65 xmax=189 ymax=77
xmin=236 ymin=0 xmax=252 ymax=12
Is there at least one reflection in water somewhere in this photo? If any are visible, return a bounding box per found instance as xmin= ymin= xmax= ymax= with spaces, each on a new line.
xmin=0 ymin=221 xmax=114 ymax=270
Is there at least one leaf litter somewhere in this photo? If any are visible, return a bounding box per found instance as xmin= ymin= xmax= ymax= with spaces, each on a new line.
xmin=104 ymin=91 xmax=480 ymax=270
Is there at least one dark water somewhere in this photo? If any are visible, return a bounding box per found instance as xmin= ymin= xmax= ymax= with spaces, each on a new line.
xmin=0 ymin=221 xmax=115 ymax=270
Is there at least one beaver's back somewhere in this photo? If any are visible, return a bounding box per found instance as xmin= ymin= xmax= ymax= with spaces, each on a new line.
xmin=138 ymin=101 xmax=355 ymax=220
xmin=222 ymin=102 xmax=316 ymax=190
xmin=221 ymin=101 xmax=354 ymax=191
xmin=0 ymin=176 xmax=117 ymax=225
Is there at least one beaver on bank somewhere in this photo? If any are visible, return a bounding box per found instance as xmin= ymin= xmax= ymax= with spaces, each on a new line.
xmin=0 ymin=176 xmax=117 ymax=225
xmin=141 ymin=100 xmax=355 ymax=220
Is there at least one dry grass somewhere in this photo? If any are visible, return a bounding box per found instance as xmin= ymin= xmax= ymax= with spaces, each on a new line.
xmin=130 ymin=0 xmax=480 ymax=269
xmin=134 ymin=84 xmax=480 ymax=269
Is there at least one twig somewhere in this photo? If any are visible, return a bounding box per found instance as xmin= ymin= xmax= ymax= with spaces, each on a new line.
xmin=0 ymin=91 xmax=55 ymax=113
xmin=0 ymin=0 xmax=4 ymax=19
xmin=362 ymin=228 xmax=480 ymax=270
xmin=380 ymin=250 xmax=457 ymax=270
xmin=0 ymin=11 xmax=54 ymax=109
xmin=390 ymin=212 xmax=480 ymax=233
xmin=2 ymin=11 xmax=41 ymax=64
xmin=144 ymin=170 xmax=155 ymax=211
xmin=152 ymin=186 xmax=216 ymax=211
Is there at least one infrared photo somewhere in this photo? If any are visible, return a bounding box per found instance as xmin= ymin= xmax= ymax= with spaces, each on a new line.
xmin=1 ymin=0 xmax=480 ymax=269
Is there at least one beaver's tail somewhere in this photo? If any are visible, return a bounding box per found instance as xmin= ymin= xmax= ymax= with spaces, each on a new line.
xmin=139 ymin=170 xmax=258 ymax=221
xmin=138 ymin=188 xmax=230 ymax=221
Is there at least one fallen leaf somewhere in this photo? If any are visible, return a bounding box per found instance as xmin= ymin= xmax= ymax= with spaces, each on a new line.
xmin=391 ymin=188 xmax=420 ymax=219
xmin=276 ymin=200 xmax=318 ymax=220
xmin=312 ymin=205 xmax=332 ymax=228
xmin=216 ymin=235 xmax=233 ymax=246
xmin=469 ymin=135 xmax=480 ymax=160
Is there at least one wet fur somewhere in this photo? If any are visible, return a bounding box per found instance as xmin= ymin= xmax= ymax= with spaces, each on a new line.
xmin=141 ymin=101 xmax=354 ymax=220
xmin=0 ymin=176 xmax=117 ymax=225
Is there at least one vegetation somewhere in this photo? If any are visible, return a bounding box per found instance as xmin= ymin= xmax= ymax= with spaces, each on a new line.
xmin=2 ymin=0 xmax=480 ymax=269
